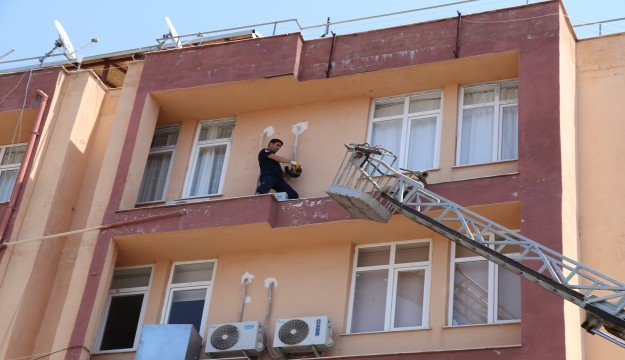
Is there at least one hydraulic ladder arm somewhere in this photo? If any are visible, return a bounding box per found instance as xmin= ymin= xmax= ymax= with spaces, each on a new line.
xmin=327 ymin=144 xmax=625 ymax=348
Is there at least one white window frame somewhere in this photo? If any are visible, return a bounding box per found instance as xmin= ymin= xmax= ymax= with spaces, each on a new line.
xmin=346 ymin=240 xmax=432 ymax=334
xmin=448 ymin=233 xmax=521 ymax=326
xmin=183 ymin=119 xmax=235 ymax=198
xmin=160 ymin=260 xmax=217 ymax=340
xmin=367 ymin=91 xmax=443 ymax=171
xmin=456 ymin=80 xmax=519 ymax=166
xmin=136 ymin=125 xmax=179 ymax=204
xmin=94 ymin=265 xmax=153 ymax=354
xmin=0 ymin=143 xmax=27 ymax=203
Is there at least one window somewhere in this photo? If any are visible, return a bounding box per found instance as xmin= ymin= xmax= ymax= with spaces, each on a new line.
xmin=136 ymin=125 xmax=179 ymax=203
xmin=161 ymin=261 xmax=215 ymax=337
xmin=368 ymin=91 xmax=442 ymax=171
xmin=184 ymin=119 xmax=234 ymax=197
xmin=348 ymin=241 xmax=431 ymax=333
xmin=457 ymin=81 xmax=518 ymax=166
xmin=0 ymin=144 xmax=27 ymax=203
xmin=449 ymin=234 xmax=521 ymax=326
xmin=95 ymin=266 xmax=152 ymax=353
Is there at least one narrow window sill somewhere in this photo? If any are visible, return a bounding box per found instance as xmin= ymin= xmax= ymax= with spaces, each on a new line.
xmin=442 ymin=321 xmax=520 ymax=329
xmin=340 ymin=327 xmax=432 ymax=336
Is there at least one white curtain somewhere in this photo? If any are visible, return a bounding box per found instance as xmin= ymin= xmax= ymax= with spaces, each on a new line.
xmin=190 ymin=145 xmax=226 ymax=196
xmin=371 ymin=119 xmax=402 ymax=156
xmin=393 ymin=270 xmax=425 ymax=328
xmin=351 ymin=270 xmax=388 ymax=333
xmin=407 ymin=116 xmax=437 ymax=170
xmin=501 ymin=106 xmax=518 ymax=160
xmin=460 ymin=106 xmax=494 ymax=165
xmin=136 ymin=152 xmax=172 ymax=202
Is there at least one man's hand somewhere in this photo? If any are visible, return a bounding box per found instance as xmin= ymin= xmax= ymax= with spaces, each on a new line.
xmin=291 ymin=160 xmax=301 ymax=169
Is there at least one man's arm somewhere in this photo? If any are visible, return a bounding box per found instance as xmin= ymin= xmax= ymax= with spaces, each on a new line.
xmin=268 ymin=154 xmax=300 ymax=168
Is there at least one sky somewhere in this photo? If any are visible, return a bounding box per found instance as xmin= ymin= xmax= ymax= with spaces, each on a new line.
xmin=1 ymin=0 xmax=624 ymax=70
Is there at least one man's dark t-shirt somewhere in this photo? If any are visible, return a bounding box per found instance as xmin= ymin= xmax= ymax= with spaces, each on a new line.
xmin=258 ymin=149 xmax=283 ymax=177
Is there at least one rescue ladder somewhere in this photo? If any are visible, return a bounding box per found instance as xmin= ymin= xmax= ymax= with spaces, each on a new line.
xmin=326 ymin=144 xmax=625 ymax=348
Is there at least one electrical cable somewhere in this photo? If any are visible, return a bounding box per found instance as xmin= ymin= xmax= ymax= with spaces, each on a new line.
xmin=28 ymin=345 xmax=90 ymax=360
xmin=263 ymin=281 xmax=283 ymax=360
xmin=0 ymin=72 xmax=27 ymax=108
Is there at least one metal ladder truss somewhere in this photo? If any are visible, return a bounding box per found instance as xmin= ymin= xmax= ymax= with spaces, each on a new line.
xmin=326 ymin=143 xmax=625 ymax=348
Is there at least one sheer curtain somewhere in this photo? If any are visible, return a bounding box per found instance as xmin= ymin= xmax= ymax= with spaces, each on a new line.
xmin=407 ymin=116 xmax=436 ymax=170
xmin=460 ymin=106 xmax=494 ymax=165
xmin=136 ymin=126 xmax=179 ymax=203
xmin=136 ymin=152 xmax=173 ymax=202
xmin=371 ymin=119 xmax=401 ymax=155
xmin=501 ymin=106 xmax=518 ymax=160
xmin=188 ymin=120 xmax=234 ymax=197
xmin=189 ymin=145 xmax=226 ymax=196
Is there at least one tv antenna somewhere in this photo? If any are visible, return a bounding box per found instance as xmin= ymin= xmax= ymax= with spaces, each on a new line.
xmin=0 ymin=49 xmax=14 ymax=61
xmin=165 ymin=17 xmax=182 ymax=48
xmin=40 ymin=20 xmax=98 ymax=66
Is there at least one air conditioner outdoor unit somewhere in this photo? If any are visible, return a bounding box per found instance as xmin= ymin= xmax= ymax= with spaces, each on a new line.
xmin=273 ymin=316 xmax=333 ymax=354
xmin=205 ymin=321 xmax=264 ymax=358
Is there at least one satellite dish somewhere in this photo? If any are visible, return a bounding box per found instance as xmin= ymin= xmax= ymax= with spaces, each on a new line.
xmin=54 ymin=20 xmax=76 ymax=59
xmin=165 ymin=17 xmax=182 ymax=48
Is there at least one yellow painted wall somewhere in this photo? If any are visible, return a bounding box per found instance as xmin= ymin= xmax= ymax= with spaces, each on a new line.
xmin=0 ymin=70 xmax=108 ymax=359
xmin=124 ymin=52 xmax=520 ymax=207
xmin=559 ymin=8 xmax=584 ymax=360
xmin=577 ymin=32 xmax=625 ymax=359
xmin=90 ymin=202 xmax=521 ymax=360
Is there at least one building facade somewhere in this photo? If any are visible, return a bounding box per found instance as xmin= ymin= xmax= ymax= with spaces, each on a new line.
xmin=0 ymin=1 xmax=624 ymax=359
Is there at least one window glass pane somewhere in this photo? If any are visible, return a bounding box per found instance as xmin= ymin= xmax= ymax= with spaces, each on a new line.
xmin=371 ymin=119 xmax=402 ymax=157
xmin=455 ymin=244 xmax=478 ymax=258
xmin=497 ymin=266 xmax=521 ymax=321
xmin=189 ymin=144 xmax=227 ymax=196
xmin=168 ymin=288 xmax=207 ymax=332
xmin=463 ymin=87 xmax=495 ymax=105
xmin=357 ymin=246 xmax=390 ymax=267
xmin=198 ymin=122 xmax=234 ymax=142
xmin=110 ymin=267 xmax=152 ymax=289
xmin=493 ymin=233 xmax=521 ymax=255
xmin=172 ymin=262 xmax=214 ymax=284
xmin=373 ymin=99 xmax=404 ymax=118
xmin=395 ymin=242 xmax=429 ymax=264
xmin=460 ymin=106 xmax=494 ymax=165
xmin=351 ymin=270 xmax=387 ymax=333
xmin=137 ymin=151 xmax=173 ymax=202
xmin=406 ymin=116 xmax=436 ymax=170
xmin=0 ymin=169 xmax=18 ymax=203
xmin=500 ymin=106 xmax=518 ymax=161
xmin=99 ymin=294 xmax=144 ymax=351
xmin=152 ymin=127 xmax=179 ymax=148
xmin=452 ymin=261 xmax=489 ymax=325
xmin=1 ymin=145 xmax=26 ymax=165
xmin=393 ymin=269 xmax=425 ymax=328
xmin=409 ymin=95 xmax=440 ymax=113
xmin=500 ymin=84 xmax=518 ymax=101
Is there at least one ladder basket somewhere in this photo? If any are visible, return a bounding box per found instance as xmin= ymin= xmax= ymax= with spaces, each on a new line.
xmin=326 ymin=144 xmax=423 ymax=223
